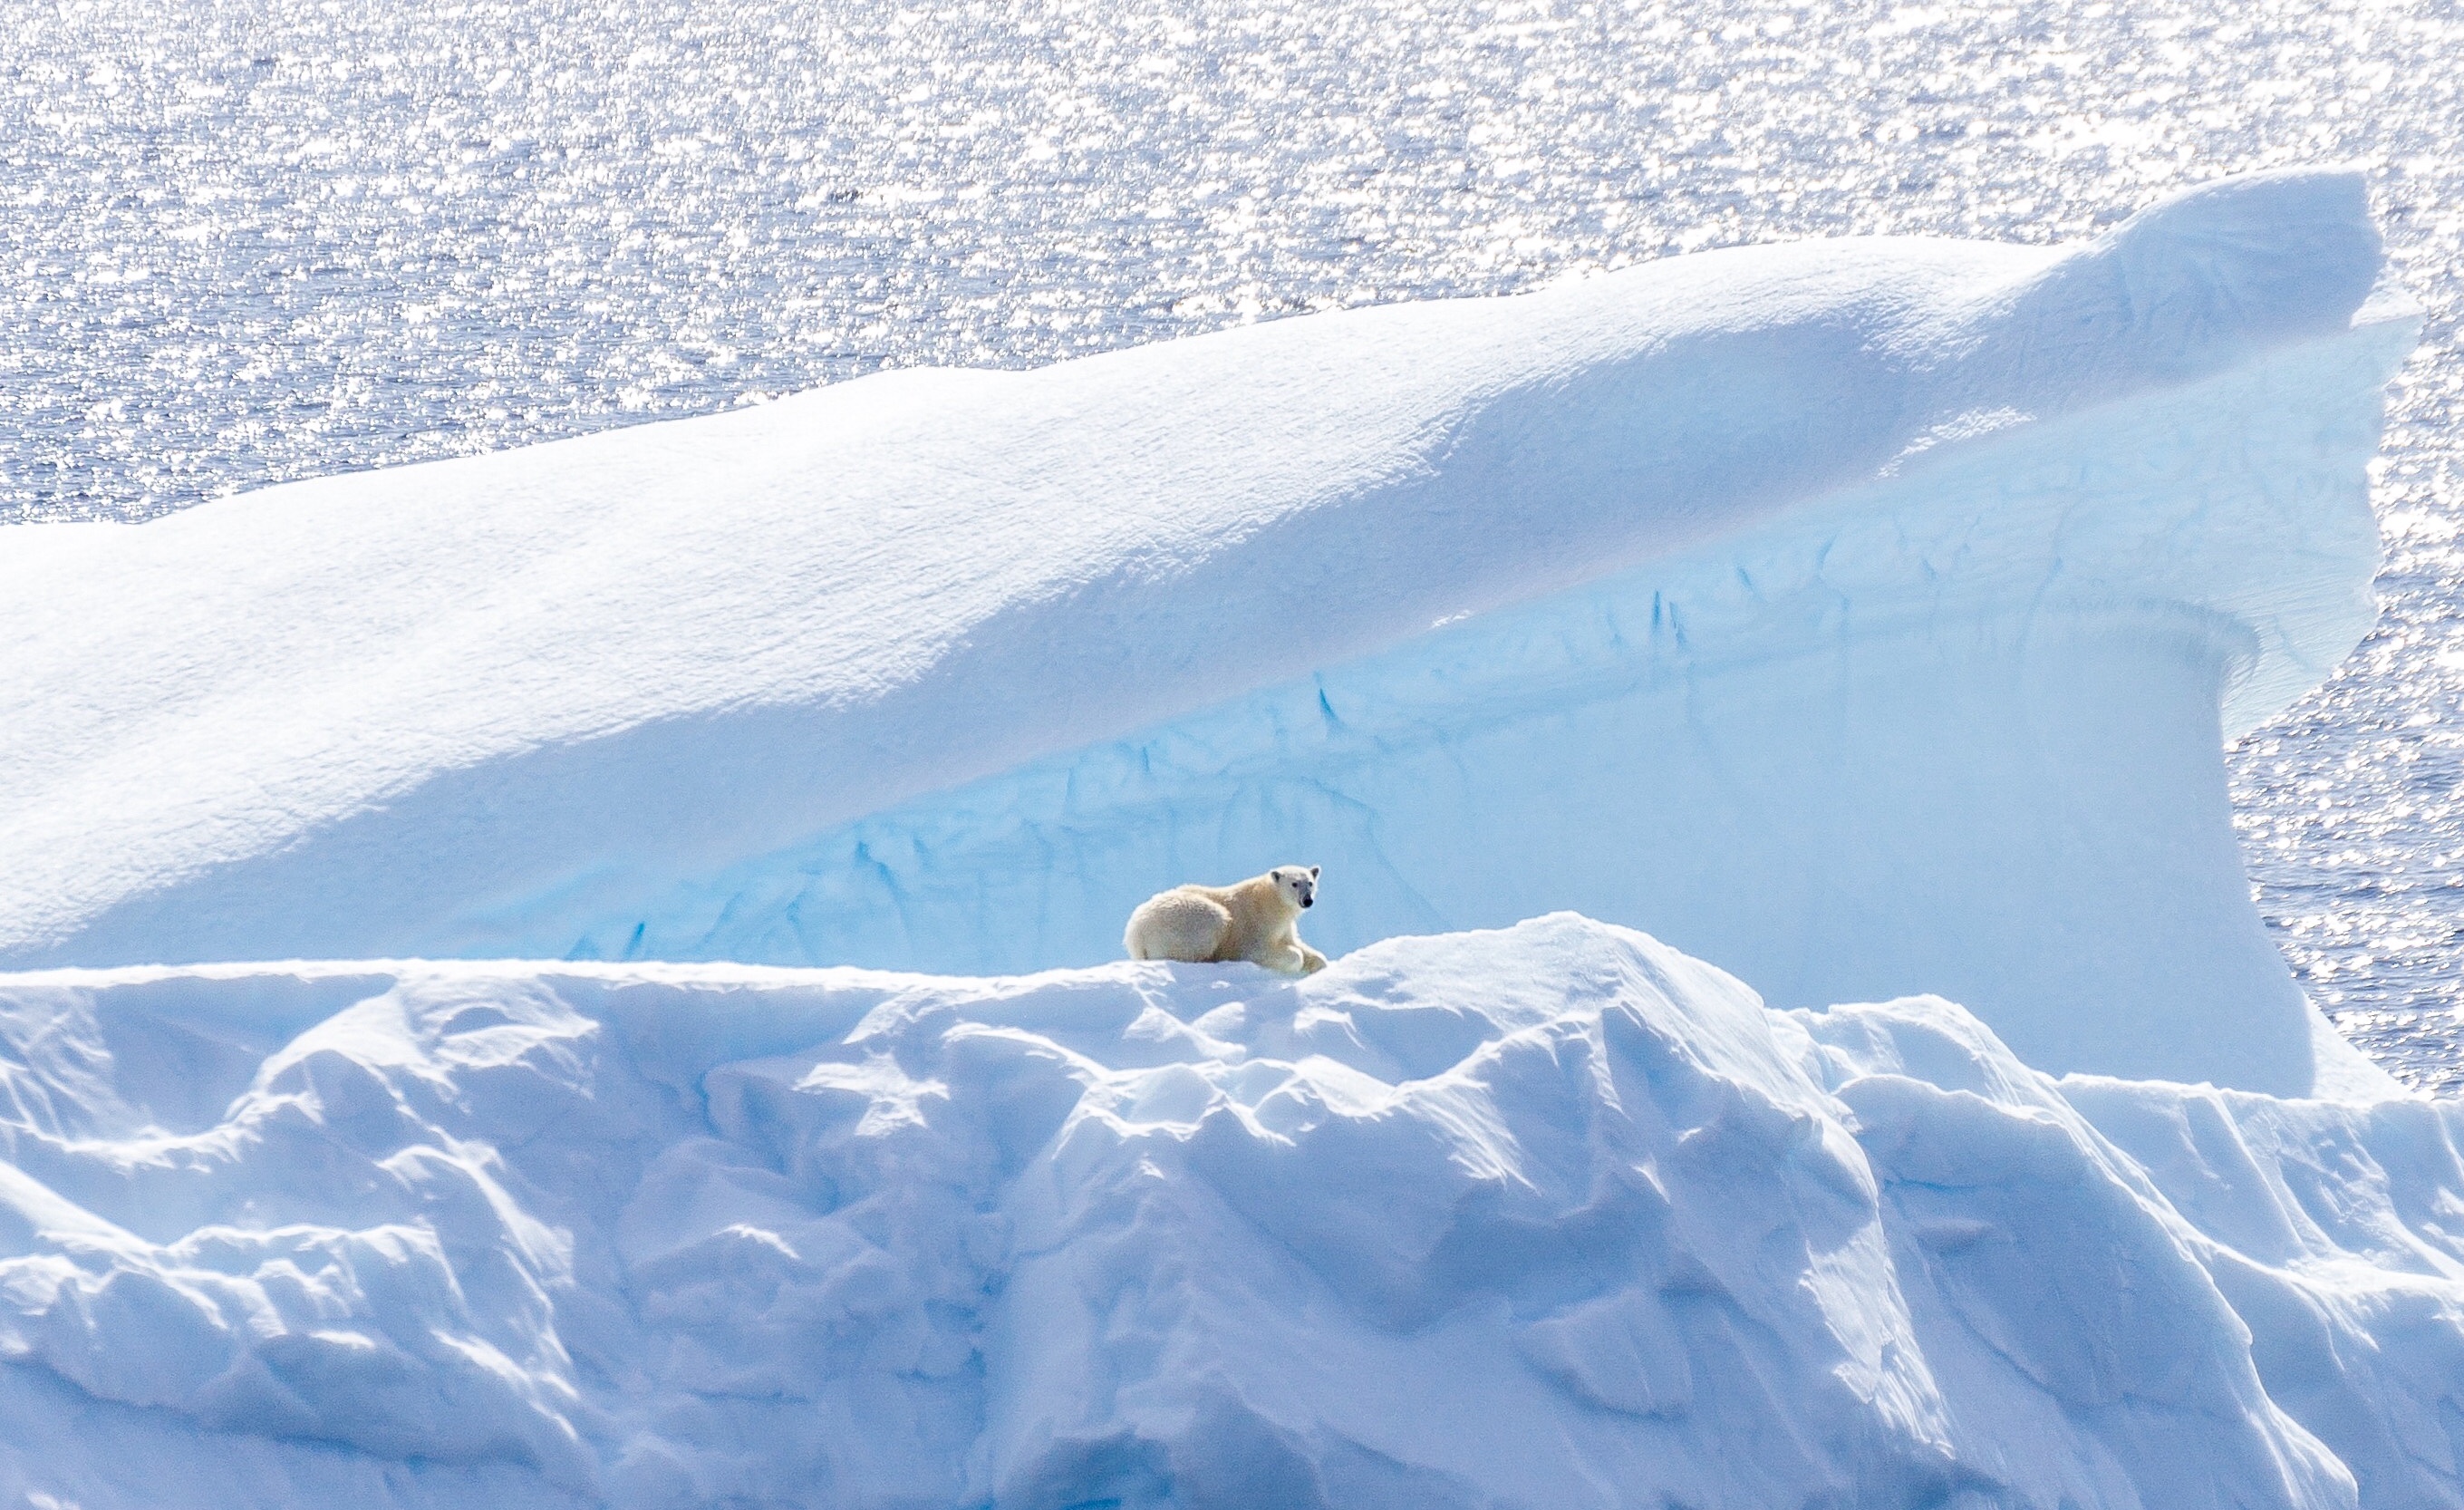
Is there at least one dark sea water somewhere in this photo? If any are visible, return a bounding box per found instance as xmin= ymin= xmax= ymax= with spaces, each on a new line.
xmin=5 ymin=0 xmax=2459 ymax=1086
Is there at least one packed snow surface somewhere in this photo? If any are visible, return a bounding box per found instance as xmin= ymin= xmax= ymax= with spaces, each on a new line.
xmin=0 ymin=169 xmax=2419 ymax=1097
xmin=0 ymin=915 xmax=2459 ymax=1510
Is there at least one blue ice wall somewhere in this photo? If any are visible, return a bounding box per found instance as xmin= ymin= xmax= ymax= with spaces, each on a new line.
xmin=585 ymin=316 xmax=2412 ymax=1094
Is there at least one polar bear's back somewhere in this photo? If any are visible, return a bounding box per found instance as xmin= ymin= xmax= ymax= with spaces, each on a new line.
xmin=1123 ymin=886 xmax=1237 ymax=963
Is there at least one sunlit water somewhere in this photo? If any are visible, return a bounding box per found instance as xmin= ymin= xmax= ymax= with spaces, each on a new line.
xmin=6 ymin=0 xmax=2461 ymax=1088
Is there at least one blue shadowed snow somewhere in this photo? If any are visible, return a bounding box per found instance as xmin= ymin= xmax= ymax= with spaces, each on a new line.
xmin=2 ymin=919 xmax=2459 ymax=1510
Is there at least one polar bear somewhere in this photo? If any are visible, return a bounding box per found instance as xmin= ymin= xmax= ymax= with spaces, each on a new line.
xmin=1124 ymin=866 xmax=1329 ymax=976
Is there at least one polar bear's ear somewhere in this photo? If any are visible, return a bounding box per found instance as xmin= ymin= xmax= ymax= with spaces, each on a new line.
xmin=1309 ymin=866 xmax=1320 ymax=878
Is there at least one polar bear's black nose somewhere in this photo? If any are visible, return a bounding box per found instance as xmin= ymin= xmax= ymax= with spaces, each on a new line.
xmin=1301 ymin=896 xmax=1313 ymax=907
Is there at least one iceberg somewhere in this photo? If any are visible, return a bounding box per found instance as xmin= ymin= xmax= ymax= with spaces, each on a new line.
xmin=3 ymin=917 xmax=2460 ymax=1510
xmin=2 ymin=168 xmax=2451 ymax=1507
xmin=0 ymin=169 xmax=2416 ymax=1094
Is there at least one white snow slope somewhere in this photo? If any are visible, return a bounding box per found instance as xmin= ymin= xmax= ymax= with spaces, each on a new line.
xmin=0 ymin=169 xmax=2418 ymax=1095
xmin=2 ymin=915 xmax=2459 ymax=1510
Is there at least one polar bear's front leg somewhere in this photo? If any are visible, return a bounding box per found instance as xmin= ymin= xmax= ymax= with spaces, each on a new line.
xmin=1260 ymin=940 xmax=1326 ymax=976
xmin=1257 ymin=944 xmax=1309 ymax=976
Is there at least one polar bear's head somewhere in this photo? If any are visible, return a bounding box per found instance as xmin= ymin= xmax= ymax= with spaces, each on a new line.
xmin=1270 ymin=866 xmax=1321 ymax=911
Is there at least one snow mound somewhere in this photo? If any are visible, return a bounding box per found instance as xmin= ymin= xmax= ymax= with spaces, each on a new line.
xmin=2 ymin=916 xmax=2459 ymax=1509
xmin=0 ymin=170 xmax=2418 ymax=1093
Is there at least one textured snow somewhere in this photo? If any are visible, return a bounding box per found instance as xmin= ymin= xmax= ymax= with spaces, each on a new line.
xmin=1 ymin=916 xmax=2459 ymax=1510
xmin=0 ymin=169 xmax=2418 ymax=1097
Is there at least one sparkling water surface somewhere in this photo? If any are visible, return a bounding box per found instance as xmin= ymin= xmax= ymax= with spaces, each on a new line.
xmin=5 ymin=0 xmax=2460 ymax=1088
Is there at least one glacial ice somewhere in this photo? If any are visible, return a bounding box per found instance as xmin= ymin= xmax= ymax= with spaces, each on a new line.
xmin=0 ymin=169 xmax=2417 ymax=1093
xmin=2 ymin=916 xmax=2460 ymax=1510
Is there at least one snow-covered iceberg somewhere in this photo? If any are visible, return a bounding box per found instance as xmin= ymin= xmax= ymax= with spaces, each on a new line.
xmin=2 ymin=916 xmax=2459 ymax=1510
xmin=0 ymin=169 xmax=2418 ymax=1094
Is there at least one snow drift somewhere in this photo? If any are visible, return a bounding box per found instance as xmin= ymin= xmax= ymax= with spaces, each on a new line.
xmin=1 ymin=916 xmax=2459 ymax=1510
xmin=0 ymin=169 xmax=2419 ymax=1095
